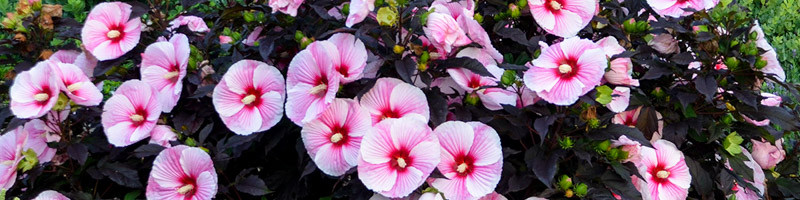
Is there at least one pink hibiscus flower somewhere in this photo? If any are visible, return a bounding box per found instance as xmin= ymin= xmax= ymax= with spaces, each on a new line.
xmin=101 ymin=80 xmax=162 ymax=147
xmin=9 ymin=62 xmax=60 ymax=119
xmin=358 ymin=116 xmax=440 ymax=198
xmin=647 ymin=0 xmax=704 ymax=18
xmin=607 ymin=87 xmax=631 ymax=113
xmin=346 ymin=0 xmax=375 ymax=27
xmin=479 ymin=192 xmax=509 ymax=200
xmin=448 ymin=48 xmax=517 ymax=110
xmin=423 ymin=12 xmax=471 ymax=55
xmin=0 ymin=124 xmax=57 ymax=189
xmin=731 ymin=147 xmax=766 ymax=200
xmin=168 ymin=15 xmax=210 ymax=32
xmin=149 ymin=125 xmax=178 ymax=147
xmin=750 ymin=138 xmax=786 ymax=170
xmin=301 ymin=98 xmax=370 ymax=176
xmin=140 ymin=34 xmax=190 ymax=112
xmin=760 ymin=93 xmax=781 ymax=107
xmin=286 ymin=41 xmax=341 ymax=126
xmin=597 ymin=36 xmax=639 ymax=87
xmin=633 ymin=139 xmax=691 ymax=200
xmin=527 ymin=0 xmax=597 ymax=37
xmin=22 ymin=119 xmax=58 ymax=163
xmin=50 ymin=61 xmax=103 ymax=106
xmin=327 ymin=33 xmax=368 ymax=83
xmin=49 ymin=50 xmax=98 ymax=78
xmin=269 ymin=0 xmax=304 ymax=16
xmin=360 ymin=77 xmax=430 ymax=125
xmin=146 ymin=145 xmax=217 ymax=200
xmin=33 ymin=190 xmax=70 ymax=200
xmin=430 ymin=121 xmax=503 ymax=200
xmin=81 ymin=2 xmax=142 ymax=61
xmin=213 ymin=60 xmax=286 ymax=135
xmin=523 ymin=37 xmax=607 ymax=105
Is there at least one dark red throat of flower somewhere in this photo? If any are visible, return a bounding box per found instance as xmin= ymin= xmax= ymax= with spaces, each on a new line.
xmin=557 ymin=59 xmax=580 ymax=79
xmin=329 ymin=126 xmax=350 ymax=146
xmin=467 ymin=75 xmax=483 ymax=89
xmin=454 ymin=154 xmax=475 ymax=177
xmin=178 ymin=176 xmax=197 ymax=199
xmin=545 ymin=0 xmax=565 ymax=12
xmin=380 ymin=109 xmax=401 ymax=120
xmin=106 ymin=25 xmax=126 ymax=43
xmin=649 ymin=164 xmax=671 ymax=184
xmin=241 ymin=87 xmax=263 ymax=107
xmin=389 ymin=149 xmax=412 ymax=171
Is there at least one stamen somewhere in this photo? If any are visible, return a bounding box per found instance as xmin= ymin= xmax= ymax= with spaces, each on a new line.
xmin=107 ymin=30 xmax=121 ymax=39
xmin=241 ymin=94 xmax=257 ymax=105
xmin=33 ymin=93 xmax=49 ymax=102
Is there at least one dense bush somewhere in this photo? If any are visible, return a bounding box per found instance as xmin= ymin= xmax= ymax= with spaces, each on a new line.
xmin=741 ymin=0 xmax=800 ymax=84
xmin=0 ymin=0 xmax=799 ymax=199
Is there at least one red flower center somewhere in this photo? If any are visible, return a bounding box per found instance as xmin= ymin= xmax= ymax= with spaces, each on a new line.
xmin=241 ymin=87 xmax=263 ymax=107
xmin=556 ymin=58 xmax=580 ymax=79
xmin=545 ymin=0 xmax=565 ymax=12
xmin=329 ymin=125 xmax=349 ymax=146
xmin=453 ymin=154 xmax=475 ymax=177
xmin=467 ymin=75 xmax=483 ymax=89
xmin=380 ymin=109 xmax=401 ymax=120
xmin=177 ymin=176 xmax=197 ymax=199
xmin=389 ymin=149 xmax=412 ymax=171
xmin=649 ymin=164 xmax=671 ymax=184
xmin=336 ymin=65 xmax=349 ymax=78
xmin=130 ymin=107 xmax=149 ymax=126
xmin=106 ymin=25 xmax=126 ymax=43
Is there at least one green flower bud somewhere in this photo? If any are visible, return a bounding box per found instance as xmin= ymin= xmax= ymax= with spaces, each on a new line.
xmin=755 ymin=57 xmax=768 ymax=69
xmin=608 ymin=148 xmax=622 ymax=160
xmin=299 ymin=37 xmax=313 ymax=49
xmin=417 ymin=63 xmax=428 ymax=72
xmin=185 ymin=137 xmax=197 ymax=147
xmin=651 ymin=87 xmax=666 ymax=99
xmin=564 ymin=189 xmax=574 ymax=198
xmin=588 ymin=118 xmax=600 ymax=129
xmin=596 ymin=140 xmax=611 ymax=153
xmin=724 ymin=57 xmax=740 ymax=70
xmin=501 ymin=70 xmax=516 ymax=86
xmin=558 ymin=175 xmax=573 ymax=190
xmin=721 ymin=113 xmax=735 ymax=125
xmin=342 ymin=3 xmax=350 ymax=16
xmin=509 ymin=4 xmax=521 ymax=19
xmin=749 ymin=31 xmax=759 ymax=41
xmin=518 ymin=0 xmax=528 ymax=8
xmin=635 ymin=21 xmax=649 ymax=32
xmin=575 ymin=183 xmax=588 ymax=197
xmin=53 ymin=93 xmax=70 ymax=111
xmin=294 ymin=31 xmax=305 ymax=42
xmin=465 ymin=92 xmax=480 ymax=106
xmin=623 ymin=19 xmax=637 ymax=33
xmin=420 ymin=51 xmax=430 ymax=63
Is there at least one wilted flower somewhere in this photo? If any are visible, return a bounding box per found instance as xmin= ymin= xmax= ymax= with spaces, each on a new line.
xmin=360 ymin=78 xmax=430 ymax=125
xmin=430 ymin=121 xmax=503 ymax=200
xmin=423 ymin=12 xmax=471 ymax=55
xmin=10 ymin=62 xmax=60 ymax=119
xmin=141 ymin=34 xmax=190 ymax=112
xmin=358 ymin=116 xmax=440 ymax=198
xmin=269 ymin=0 xmax=304 ymax=16
xmin=647 ymin=0 xmax=704 ymax=18
xmin=649 ymin=34 xmax=679 ymax=54
xmin=149 ymin=125 xmax=177 ymax=147
xmin=634 ymin=139 xmax=691 ymax=200
xmin=523 ymin=37 xmax=607 ymax=105
xmin=301 ymin=98 xmax=370 ymax=176
xmin=448 ymin=48 xmax=516 ymax=110
xmin=101 ymin=80 xmax=162 ymax=147
xmin=168 ymin=15 xmax=209 ymax=32
xmin=730 ymin=147 xmax=766 ymax=200
xmin=33 ymin=190 xmax=70 ymax=200
xmin=286 ymin=41 xmax=341 ymax=126
xmin=527 ymin=0 xmax=597 ymax=37
xmin=81 ymin=2 xmax=142 ymax=61
xmin=612 ymin=135 xmax=642 ymax=163
xmin=760 ymin=93 xmax=781 ymax=107
xmin=598 ymin=36 xmax=639 ymax=87
xmin=213 ymin=60 xmax=286 ymax=135
xmin=347 ymin=0 xmax=376 ymax=27
xmin=146 ymin=145 xmax=217 ymax=200
xmin=607 ymin=87 xmax=631 ymax=113
xmin=49 ymin=50 xmax=98 ymax=78
xmin=750 ymin=138 xmax=786 ymax=170
xmin=0 ymin=124 xmax=57 ymax=189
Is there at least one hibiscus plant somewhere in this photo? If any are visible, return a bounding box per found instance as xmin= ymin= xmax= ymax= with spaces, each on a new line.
xmin=0 ymin=0 xmax=798 ymax=199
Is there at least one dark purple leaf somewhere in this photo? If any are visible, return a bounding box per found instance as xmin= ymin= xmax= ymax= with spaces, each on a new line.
xmin=236 ymin=175 xmax=271 ymax=196
xmin=694 ymin=74 xmax=717 ymax=102
xmin=67 ymin=143 xmax=88 ymax=165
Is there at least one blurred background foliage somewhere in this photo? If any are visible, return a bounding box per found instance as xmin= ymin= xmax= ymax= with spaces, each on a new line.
xmin=741 ymin=0 xmax=800 ymax=85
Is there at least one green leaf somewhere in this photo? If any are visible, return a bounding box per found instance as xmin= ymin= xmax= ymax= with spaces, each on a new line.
xmin=723 ymin=132 xmax=744 ymax=155
xmin=595 ymin=85 xmax=613 ymax=105
xmin=124 ymin=190 xmax=141 ymax=200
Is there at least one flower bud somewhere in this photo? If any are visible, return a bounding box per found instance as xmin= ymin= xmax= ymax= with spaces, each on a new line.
xmin=465 ymin=92 xmax=480 ymax=106
xmin=651 ymin=87 xmax=666 ymax=99
xmin=564 ymin=189 xmax=574 ymax=198
xmin=393 ymin=45 xmax=405 ymax=54
xmin=721 ymin=113 xmax=735 ymax=125
xmin=724 ymin=57 xmax=739 ymax=70
xmin=299 ymin=37 xmax=313 ymax=49
xmin=294 ymin=30 xmax=305 ymax=42
xmin=417 ymin=63 xmax=428 ymax=72
xmin=342 ymin=3 xmax=350 ymax=16
xmin=755 ymin=57 xmax=768 ymax=69
xmin=575 ymin=183 xmax=588 ymax=197
xmin=509 ymin=4 xmax=520 ymax=19
xmin=420 ymin=51 xmax=430 ymax=63
xmin=501 ymin=70 xmax=516 ymax=86
xmin=635 ymin=21 xmax=649 ymax=32
xmin=558 ymin=175 xmax=573 ymax=190
xmin=559 ymin=137 xmax=574 ymax=150
xmin=596 ymin=140 xmax=611 ymax=153
xmin=474 ymin=13 xmax=484 ymax=24
xmin=623 ymin=19 xmax=636 ymax=33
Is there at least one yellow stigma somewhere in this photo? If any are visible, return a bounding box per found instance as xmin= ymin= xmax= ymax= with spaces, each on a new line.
xmin=176 ymin=184 xmax=194 ymax=195
xmin=558 ymin=64 xmax=572 ymax=74
xmin=656 ymin=170 xmax=670 ymax=179
xmin=330 ymin=133 xmax=344 ymax=143
xmin=33 ymin=93 xmax=49 ymax=102
xmin=309 ymin=83 xmax=328 ymax=95
xmin=241 ymin=94 xmax=257 ymax=105
xmin=396 ymin=158 xmax=407 ymax=168
xmin=130 ymin=114 xmax=144 ymax=122
xmin=106 ymin=30 xmax=121 ymax=39
xmin=550 ymin=1 xmax=562 ymax=10
xmin=456 ymin=163 xmax=468 ymax=173
xmin=67 ymin=82 xmax=82 ymax=92
xmin=163 ymin=71 xmax=179 ymax=80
